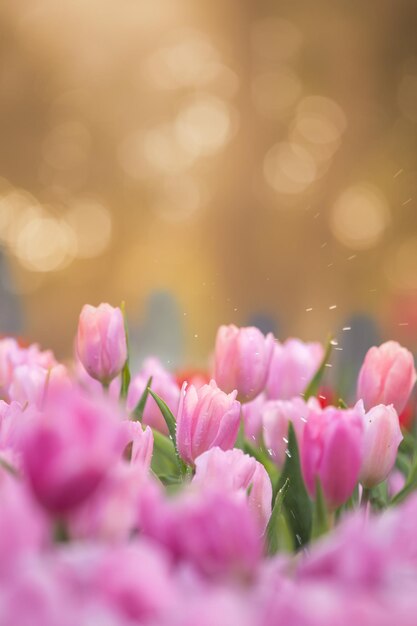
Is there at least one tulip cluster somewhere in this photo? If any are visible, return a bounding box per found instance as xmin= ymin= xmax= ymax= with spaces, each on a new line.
xmin=0 ymin=305 xmax=416 ymax=624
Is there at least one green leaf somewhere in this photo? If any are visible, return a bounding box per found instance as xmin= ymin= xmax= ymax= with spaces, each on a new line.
xmin=151 ymin=429 xmax=180 ymax=477
xmin=0 ymin=456 xmax=19 ymax=478
xmin=337 ymin=398 xmax=348 ymax=409
xmin=303 ymin=335 xmax=333 ymax=400
xmin=266 ymin=478 xmax=289 ymax=555
xmin=274 ymin=422 xmax=312 ymax=550
xmin=243 ymin=439 xmax=279 ymax=484
xmin=148 ymin=390 xmax=187 ymax=475
xmin=120 ymin=301 xmax=131 ymax=399
xmin=132 ymin=377 xmax=153 ymax=421
xmin=391 ymin=453 xmax=417 ymax=505
xmin=311 ymin=479 xmax=328 ymax=540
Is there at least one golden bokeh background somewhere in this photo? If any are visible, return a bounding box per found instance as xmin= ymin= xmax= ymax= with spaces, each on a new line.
xmin=0 ymin=0 xmax=416 ymax=365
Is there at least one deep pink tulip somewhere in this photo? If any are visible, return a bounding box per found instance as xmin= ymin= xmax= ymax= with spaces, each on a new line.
xmin=266 ymin=338 xmax=324 ymax=400
xmin=301 ymin=406 xmax=364 ymax=508
xmin=77 ymin=303 xmax=127 ymax=384
xmin=358 ymin=402 xmax=403 ymax=488
xmin=193 ymin=447 xmax=272 ymax=531
xmin=176 ymin=380 xmax=241 ymax=465
xmin=214 ymin=325 xmax=275 ymax=402
xmin=262 ymin=397 xmax=320 ymax=467
xmin=126 ymin=358 xmax=180 ymax=434
xmin=22 ymin=388 xmax=126 ymax=515
xmin=357 ymin=341 xmax=416 ymax=414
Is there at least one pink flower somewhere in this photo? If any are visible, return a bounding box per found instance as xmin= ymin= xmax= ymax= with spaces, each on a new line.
xmin=9 ymin=364 xmax=72 ymax=410
xmin=266 ymin=338 xmax=324 ymax=400
xmin=176 ymin=380 xmax=241 ymax=465
xmin=241 ymin=392 xmax=266 ymax=444
xmin=214 ymin=325 xmax=275 ymax=402
xmin=193 ymin=447 xmax=272 ymax=532
xmin=121 ymin=421 xmax=154 ymax=470
xmin=358 ymin=402 xmax=403 ymax=488
xmin=22 ymin=388 xmax=126 ymax=515
xmin=301 ymin=406 xmax=364 ymax=508
xmin=262 ymin=397 xmax=320 ymax=467
xmin=141 ymin=487 xmax=262 ymax=581
xmin=357 ymin=341 xmax=416 ymax=414
xmin=126 ymin=358 xmax=180 ymax=434
xmin=76 ymin=303 xmax=127 ymax=384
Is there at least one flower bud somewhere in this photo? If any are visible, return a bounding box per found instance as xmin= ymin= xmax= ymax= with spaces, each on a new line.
xmin=301 ymin=406 xmax=364 ymax=508
xmin=22 ymin=388 xmax=125 ymax=515
xmin=176 ymin=380 xmax=241 ymax=465
xmin=193 ymin=447 xmax=272 ymax=532
xmin=214 ymin=325 xmax=275 ymax=402
xmin=76 ymin=303 xmax=127 ymax=384
xmin=359 ymin=403 xmax=403 ymax=488
xmin=357 ymin=341 xmax=416 ymax=414
xmin=266 ymin=338 xmax=324 ymax=400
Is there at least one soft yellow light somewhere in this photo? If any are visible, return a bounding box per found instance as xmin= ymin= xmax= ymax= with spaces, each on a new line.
xmin=16 ymin=216 xmax=77 ymax=272
xmin=397 ymin=73 xmax=417 ymax=123
xmin=251 ymin=18 xmax=303 ymax=62
xmin=142 ymin=124 xmax=195 ymax=173
xmin=151 ymin=174 xmax=205 ymax=222
xmin=65 ymin=199 xmax=112 ymax=258
xmin=252 ymin=69 xmax=302 ymax=119
xmin=42 ymin=121 xmax=91 ymax=171
xmin=175 ymin=94 xmax=236 ymax=157
xmin=330 ymin=184 xmax=390 ymax=250
xmin=386 ymin=237 xmax=417 ymax=290
xmin=263 ymin=142 xmax=317 ymax=195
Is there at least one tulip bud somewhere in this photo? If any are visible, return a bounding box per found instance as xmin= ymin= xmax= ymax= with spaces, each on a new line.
xmin=193 ymin=447 xmax=272 ymax=532
xmin=22 ymin=388 xmax=126 ymax=515
xmin=76 ymin=303 xmax=127 ymax=385
xmin=266 ymin=338 xmax=324 ymax=400
xmin=214 ymin=325 xmax=275 ymax=402
xmin=359 ymin=403 xmax=403 ymax=488
xmin=262 ymin=397 xmax=319 ymax=467
xmin=126 ymin=358 xmax=180 ymax=435
xmin=357 ymin=341 xmax=416 ymax=414
xmin=301 ymin=406 xmax=364 ymax=509
xmin=176 ymin=380 xmax=241 ymax=465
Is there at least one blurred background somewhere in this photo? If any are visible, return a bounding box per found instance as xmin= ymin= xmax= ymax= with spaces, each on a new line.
xmin=0 ymin=0 xmax=416 ymax=372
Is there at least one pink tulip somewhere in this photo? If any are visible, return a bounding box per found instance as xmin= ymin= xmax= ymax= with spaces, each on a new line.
xmin=241 ymin=392 xmax=266 ymax=444
xmin=76 ymin=303 xmax=127 ymax=384
xmin=127 ymin=358 xmax=180 ymax=434
xmin=266 ymin=338 xmax=324 ymax=400
xmin=214 ymin=325 xmax=275 ymax=402
xmin=9 ymin=364 xmax=72 ymax=410
xmin=176 ymin=380 xmax=241 ymax=465
xmin=263 ymin=397 xmax=320 ymax=467
xmin=193 ymin=447 xmax=272 ymax=531
xmin=357 ymin=341 xmax=416 ymax=414
xmin=22 ymin=388 xmax=126 ymax=515
xmin=301 ymin=406 xmax=364 ymax=508
xmin=358 ymin=402 xmax=403 ymax=488
xmin=121 ymin=421 xmax=154 ymax=470
xmin=140 ymin=487 xmax=262 ymax=581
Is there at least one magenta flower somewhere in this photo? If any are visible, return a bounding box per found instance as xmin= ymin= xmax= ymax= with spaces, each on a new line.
xmin=193 ymin=446 xmax=272 ymax=531
xmin=22 ymin=388 xmax=126 ymax=515
xmin=176 ymin=380 xmax=241 ymax=465
xmin=357 ymin=340 xmax=416 ymax=414
xmin=266 ymin=338 xmax=324 ymax=400
xmin=214 ymin=325 xmax=275 ymax=402
xmin=76 ymin=303 xmax=127 ymax=384
xmin=301 ymin=406 xmax=364 ymax=508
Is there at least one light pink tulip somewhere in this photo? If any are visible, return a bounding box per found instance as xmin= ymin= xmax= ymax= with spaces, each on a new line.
xmin=358 ymin=402 xmax=403 ymax=488
xmin=262 ymin=397 xmax=320 ymax=467
xmin=176 ymin=380 xmax=241 ymax=465
xmin=266 ymin=338 xmax=324 ymax=400
xmin=121 ymin=421 xmax=154 ymax=470
xmin=193 ymin=447 xmax=272 ymax=531
xmin=241 ymin=392 xmax=266 ymax=444
xmin=357 ymin=341 xmax=416 ymax=414
xmin=214 ymin=325 xmax=275 ymax=402
xmin=77 ymin=303 xmax=127 ymax=384
xmin=126 ymin=358 xmax=180 ymax=434
xmin=9 ymin=364 xmax=72 ymax=410
xmin=301 ymin=406 xmax=364 ymax=508
xmin=22 ymin=388 xmax=126 ymax=515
